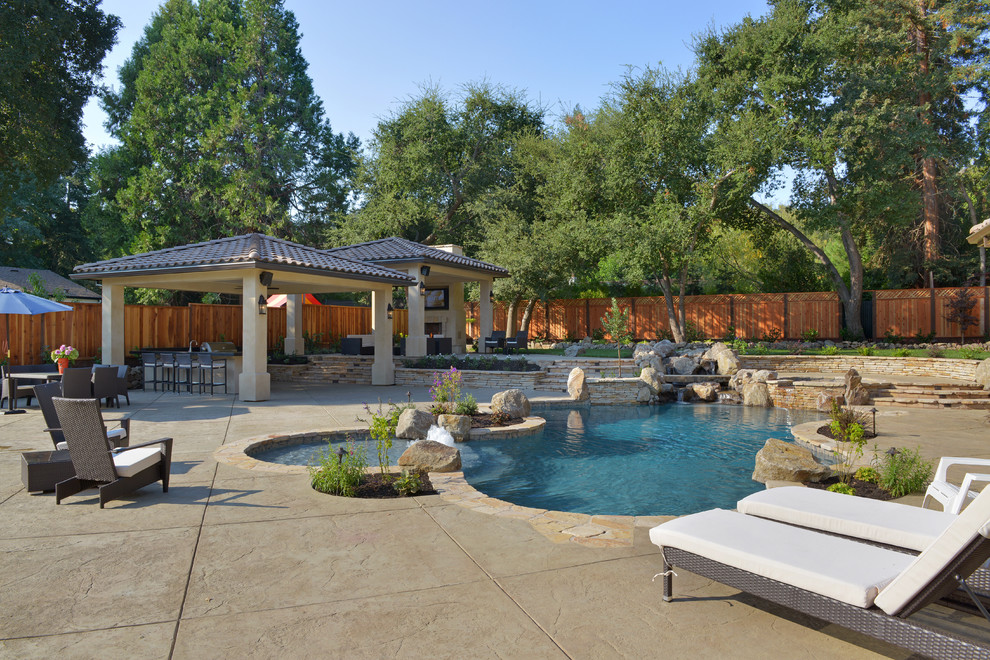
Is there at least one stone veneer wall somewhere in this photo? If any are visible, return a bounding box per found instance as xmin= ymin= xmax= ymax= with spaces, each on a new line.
xmin=764 ymin=379 xmax=885 ymax=410
xmin=269 ymin=355 xmax=374 ymax=385
xmin=394 ymin=368 xmax=544 ymax=390
xmin=740 ymin=355 xmax=979 ymax=380
xmin=587 ymin=377 xmax=643 ymax=405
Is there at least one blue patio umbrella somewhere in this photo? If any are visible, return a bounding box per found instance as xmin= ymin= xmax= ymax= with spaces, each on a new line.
xmin=0 ymin=286 xmax=73 ymax=362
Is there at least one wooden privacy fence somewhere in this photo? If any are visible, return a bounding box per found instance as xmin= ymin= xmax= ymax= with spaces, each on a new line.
xmin=4 ymin=287 xmax=986 ymax=365
xmin=467 ymin=287 xmax=990 ymax=343
xmin=1 ymin=303 xmax=409 ymax=366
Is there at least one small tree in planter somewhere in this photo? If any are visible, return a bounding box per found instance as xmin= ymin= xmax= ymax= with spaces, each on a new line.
xmin=944 ymin=288 xmax=979 ymax=345
xmin=600 ymin=298 xmax=631 ymax=377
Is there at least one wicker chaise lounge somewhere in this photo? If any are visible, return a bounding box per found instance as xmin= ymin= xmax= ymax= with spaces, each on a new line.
xmin=52 ymin=397 xmax=172 ymax=508
xmin=34 ymin=382 xmax=129 ymax=450
xmin=651 ymin=487 xmax=990 ymax=658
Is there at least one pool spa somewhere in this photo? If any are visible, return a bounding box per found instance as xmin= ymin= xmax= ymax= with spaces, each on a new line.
xmin=251 ymin=403 xmax=824 ymax=517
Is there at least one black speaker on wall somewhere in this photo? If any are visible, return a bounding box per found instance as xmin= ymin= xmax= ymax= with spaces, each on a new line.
xmin=259 ymin=271 xmax=274 ymax=286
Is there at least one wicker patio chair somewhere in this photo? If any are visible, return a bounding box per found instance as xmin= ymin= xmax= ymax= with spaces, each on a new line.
xmin=483 ymin=330 xmax=505 ymax=353
xmin=60 ymin=367 xmax=93 ymax=398
xmin=503 ymin=330 xmax=528 ymax=354
xmin=34 ymin=382 xmax=129 ymax=450
xmin=113 ymin=365 xmax=130 ymax=406
xmin=652 ymin=488 xmax=990 ymax=659
xmin=1 ymin=365 xmax=37 ymax=408
xmin=91 ymin=366 xmax=118 ymax=408
xmin=52 ymin=397 xmax=171 ymax=508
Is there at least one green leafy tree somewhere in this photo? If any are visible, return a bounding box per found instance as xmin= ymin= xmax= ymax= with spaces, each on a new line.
xmin=95 ymin=0 xmax=357 ymax=266
xmin=600 ymin=298 xmax=631 ymax=376
xmin=347 ymin=83 xmax=544 ymax=251
xmin=0 ymin=0 xmax=119 ymax=210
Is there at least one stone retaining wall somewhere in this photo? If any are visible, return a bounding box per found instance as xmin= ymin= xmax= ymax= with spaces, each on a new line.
xmin=766 ymin=378 xmax=884 ymax=410
xmin=587 ymin=377 xmax=644 ymax=405
xmin=740 ymin=355 xmax=979 ymax=380
xmin=394 ymin=368 xmax=544 ymax=390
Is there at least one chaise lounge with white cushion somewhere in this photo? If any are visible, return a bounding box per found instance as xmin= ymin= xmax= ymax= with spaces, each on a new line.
xmin=651 ymin=486 xmax=990 ymax=658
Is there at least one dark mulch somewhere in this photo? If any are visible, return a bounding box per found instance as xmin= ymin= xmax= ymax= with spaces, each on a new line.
xmin=816 ymin=424 xmax=877 ymax=440
xmin=353 ymin=471 xmax=436 ymax=499
xmin=469 ymin=413 xmax=524 ymax=428
xmin=805 ymin=476 xmax=893 ymax=500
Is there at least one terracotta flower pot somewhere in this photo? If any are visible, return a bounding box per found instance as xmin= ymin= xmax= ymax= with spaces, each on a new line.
xmin=57 ymin=358 xmax=69 ymax=374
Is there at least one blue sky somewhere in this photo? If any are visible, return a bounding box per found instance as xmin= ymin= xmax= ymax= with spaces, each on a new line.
xmin=82 ymin=0 xmax=772 ymax=150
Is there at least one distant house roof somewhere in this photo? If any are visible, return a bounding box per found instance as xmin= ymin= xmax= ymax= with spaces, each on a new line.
xmin=72 ymin=233 xmax=414 ymax=286
xmin=324 ymin=237 xmax=509 ymax=277
xmin=0 ymin=267 xmax=99 ymax=301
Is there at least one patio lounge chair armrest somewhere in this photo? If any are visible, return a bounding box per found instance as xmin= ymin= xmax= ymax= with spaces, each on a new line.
xmin=934 ymin=457 xmax=990 ymax=482
xmin=118 ymin=437 xmax=173 ymax=452
xmin=43 ymin=427 xmax=62 ymax=434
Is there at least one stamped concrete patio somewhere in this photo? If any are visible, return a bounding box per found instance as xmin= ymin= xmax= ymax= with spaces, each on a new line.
xmin=2 ymin=381 xmax=989 ymax=659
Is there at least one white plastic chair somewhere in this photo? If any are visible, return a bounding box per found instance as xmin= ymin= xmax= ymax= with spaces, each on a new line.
xmin=922 ymin=457 xmax=990 ymax=514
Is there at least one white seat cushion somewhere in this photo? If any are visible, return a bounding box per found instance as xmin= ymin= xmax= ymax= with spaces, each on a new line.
xmin=112 ymin=446 xmax=162 ymax=478
xmin=651 ymin=509 xmax=913 ymax=608
xmin=107 ymin=427 xmax=127 ymax=441
xmin=55 ymin=441 xmax=68 ymax=450
xmin=737 ymin=487 xmax=954 ymax=552
xmin=875 ymin=486 xmax=990 ymax=615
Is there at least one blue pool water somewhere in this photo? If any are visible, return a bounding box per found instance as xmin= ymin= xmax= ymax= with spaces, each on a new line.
xmin=459 ymin=405 xmax=824 ymax=516
xmin=253 ymin=404 xmax=824 ymax=516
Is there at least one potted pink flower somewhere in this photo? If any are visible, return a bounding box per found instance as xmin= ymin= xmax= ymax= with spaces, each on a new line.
xmin=51 ymin=344 xmax=79 ymax=374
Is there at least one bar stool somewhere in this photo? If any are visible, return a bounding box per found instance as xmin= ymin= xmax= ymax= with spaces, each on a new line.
xmin=196 ymin=353 xmax=227 ymax=394
xmin=173 ymin=353 xmax=196 ymax=393
xmin=141 ymin=352 xmax=162 ymax=391
xmin=158 ymin=353 xmax=176 ymax=392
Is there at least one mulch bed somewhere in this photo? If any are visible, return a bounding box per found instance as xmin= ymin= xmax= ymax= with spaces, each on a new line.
xmin=354 ymin=471 xmax=436 ymax=498
xmin=469 ymin=413 xmax=524 ymax=428
xmin=816 ymin=424 xmax=877 ymax=440
xmin=805 ymin=476 xmax=893 ymax=500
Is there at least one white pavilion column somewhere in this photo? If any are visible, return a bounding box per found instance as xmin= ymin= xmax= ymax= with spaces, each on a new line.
xmin=284 ymin=293 xmax=303 ymax=355
xmin=479 ymin=278 xmax=493 ymax=352
xmin=101 ymin=283 xmax=125 ymax=365
xmin=371 ymin=286 xmax=394 ymax=385
xmin=405 ymin=267 xmax=427 ymax=357
xmin=450 ymin=282 xmax=466 ymax=353
xmin=239 ymin=273 xmax=270 ymax=401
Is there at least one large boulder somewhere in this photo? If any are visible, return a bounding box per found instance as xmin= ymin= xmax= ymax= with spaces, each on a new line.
xmin=640 ymin=366 xmax=664 ymax=394
xmin=742 ymin=382 xmax=772 ymax=407
xmin=437 ymin=414 xmax=472 ymax=442
xmin=844 ymin=368 xmax=871 ymax=406
xmin=816 ymin=392 xmax=845 ymax=412
xmin=654 ymin=339 xmax=677 ymax=357
xmin=567 ymin=367 xmax=589 ymax=401
xmin=395 ymin=408 xmax=435 ymax=440
xmin=563 ymin=344 xmax=581 ymax=358
xmin=398 ymin=440 xmax=461 ymax=473
xmin=718 ymin=390 xmax=743 ymax=405
xmin=716 ymin=351 xmax=741 ymax=376
xmin=752 ymin=438 xmax=831 ymax=484
xmin=692 ymin=381 xmax=720 ymax=402
xmin=669 ymin=356 xmax=698 ymax=375
xmin=491 ymin=389 xmax=531 ymax=418
xmin=975 ymin=358 xmax=990 ymax=390
xmin=636 ymin=385 xmax=652 ymax=403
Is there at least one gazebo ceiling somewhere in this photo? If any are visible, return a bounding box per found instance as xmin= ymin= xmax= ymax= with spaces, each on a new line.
xmin=71 ymin=233 xmax=416 ymax=293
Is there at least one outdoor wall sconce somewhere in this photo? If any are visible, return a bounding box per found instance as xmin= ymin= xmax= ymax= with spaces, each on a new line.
xmin=418 ymin=280 xmax=426 ymax=294
xmin=387 ymin=303 xmax=393 ymax=319
xmin=258 ymin=295 xmax=267 ymax=315
xmin=489 ymin=290 xmax=495 ymax=303
xmin=259 ymin=271 xmax=274 ymax=287
xmin=420 ymin=265 xmax=431 ymax=276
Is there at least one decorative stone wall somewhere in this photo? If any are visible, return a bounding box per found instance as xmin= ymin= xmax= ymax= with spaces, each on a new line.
xmin=269 ymin=355 xmax=374 ymax=385
xmin=740 ymin=355 xmax=980 ymax=381
xmin=586 ymin=377 xmax=644 ymax=405
xmin=766 ymin=378 xmax=885 ymax=410
xmin=394 ymin=368 xmax=544 ymax=390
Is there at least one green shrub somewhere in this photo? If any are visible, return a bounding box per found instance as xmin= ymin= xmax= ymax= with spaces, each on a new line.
xmin=454 ymin=393 xmax=479 ymax=416
xmin=857 ymin=345 xmax=875 ymax=356
xmin=854 ymin=466 xmax=880 ymax=483
xmin=829 ymin=402 xmax=867 ymax=484
xmin=882 ymin=329 xmax=904 ymax=344
xmin=925 ymin=346 xmax=946 ymax=358
xmin=363 ymin=399 xmax=413 ymax=481
xmin=874 ymin=447 xmax=935 ymax=498
xmin=402 ymin=355 xmax=540 ymax=372
xmin=914 ymin=331 xmax=936 ymax=344
xmin=722 ymin=325 xmax=737 ymax=342
xmin=961 ymin=346 xmax=986 ymax=360
xmin=800 ymin=328 xmax=820 ymax=342
xmin=820 ymin=345 xmax=839 ymax=355
xmin=310 ymin=437 xmax=368 ymax=497
xmin=827 ymin=482 xmax=856 ymax=495
xmin=394 ymin=469 xmax=423 ymax=496
xmin=761 ymin=328 xmax=782 ymax=343
xmin=730 ymin=338 xmax=748 ymax=353
xmin=684 ymin=320 xmax=706 ymax=342
xmin=748 ymin=343 xmax=769 ymax=355
xmin=892 ymin=348 xmax=910 ymax=357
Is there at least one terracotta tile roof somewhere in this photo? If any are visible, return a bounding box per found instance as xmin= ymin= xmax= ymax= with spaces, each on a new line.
xmin=324 ymin=237 xmax=509 ymax=276
xmin=72 ymin=234 xmax=414 ymax=284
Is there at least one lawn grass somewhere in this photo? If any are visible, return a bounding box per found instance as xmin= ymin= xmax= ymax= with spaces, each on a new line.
xmin=521 ymin=348 xmax=634 ymax=358
xmin=520 ymin=346 xmax=986 ymax=360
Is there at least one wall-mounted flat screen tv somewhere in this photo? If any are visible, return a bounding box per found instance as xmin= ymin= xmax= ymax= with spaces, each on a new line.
xmin=424 ymin=287 xmax=449 ymax=310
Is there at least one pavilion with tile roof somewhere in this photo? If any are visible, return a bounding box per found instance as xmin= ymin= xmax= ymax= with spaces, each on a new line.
xmin=72 ymin=234 xmax=416 ymax=399
xmin=325 ymin=237 xmax=509 ymax=357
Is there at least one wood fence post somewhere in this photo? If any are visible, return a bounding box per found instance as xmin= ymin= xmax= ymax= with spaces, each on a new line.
xmin=930 ymin=278 xmax=937 ymax=336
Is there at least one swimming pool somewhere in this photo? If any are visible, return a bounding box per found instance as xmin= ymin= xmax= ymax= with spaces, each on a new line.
xmin=458 ymin=404 xmax=824 ymax=516
xmin=253 ymin=403 xmax=825 ymax=517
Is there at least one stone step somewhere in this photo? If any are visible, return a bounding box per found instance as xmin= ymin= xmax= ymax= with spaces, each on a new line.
xmin=876 ymin=389 xmax=989 ymax=400
xmin=885 ymin=383 xmax=985 ymax=393
xmin=873 ymin=396 xmax=990 ymax=409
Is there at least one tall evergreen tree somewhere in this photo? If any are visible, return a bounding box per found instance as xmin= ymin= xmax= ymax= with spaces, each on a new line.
xmin=96 ymin=0 xmax=357 ymax=255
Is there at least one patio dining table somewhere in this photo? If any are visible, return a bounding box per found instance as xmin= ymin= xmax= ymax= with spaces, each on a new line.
xmin=4 ymin=371 xmax=62 ymax=414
